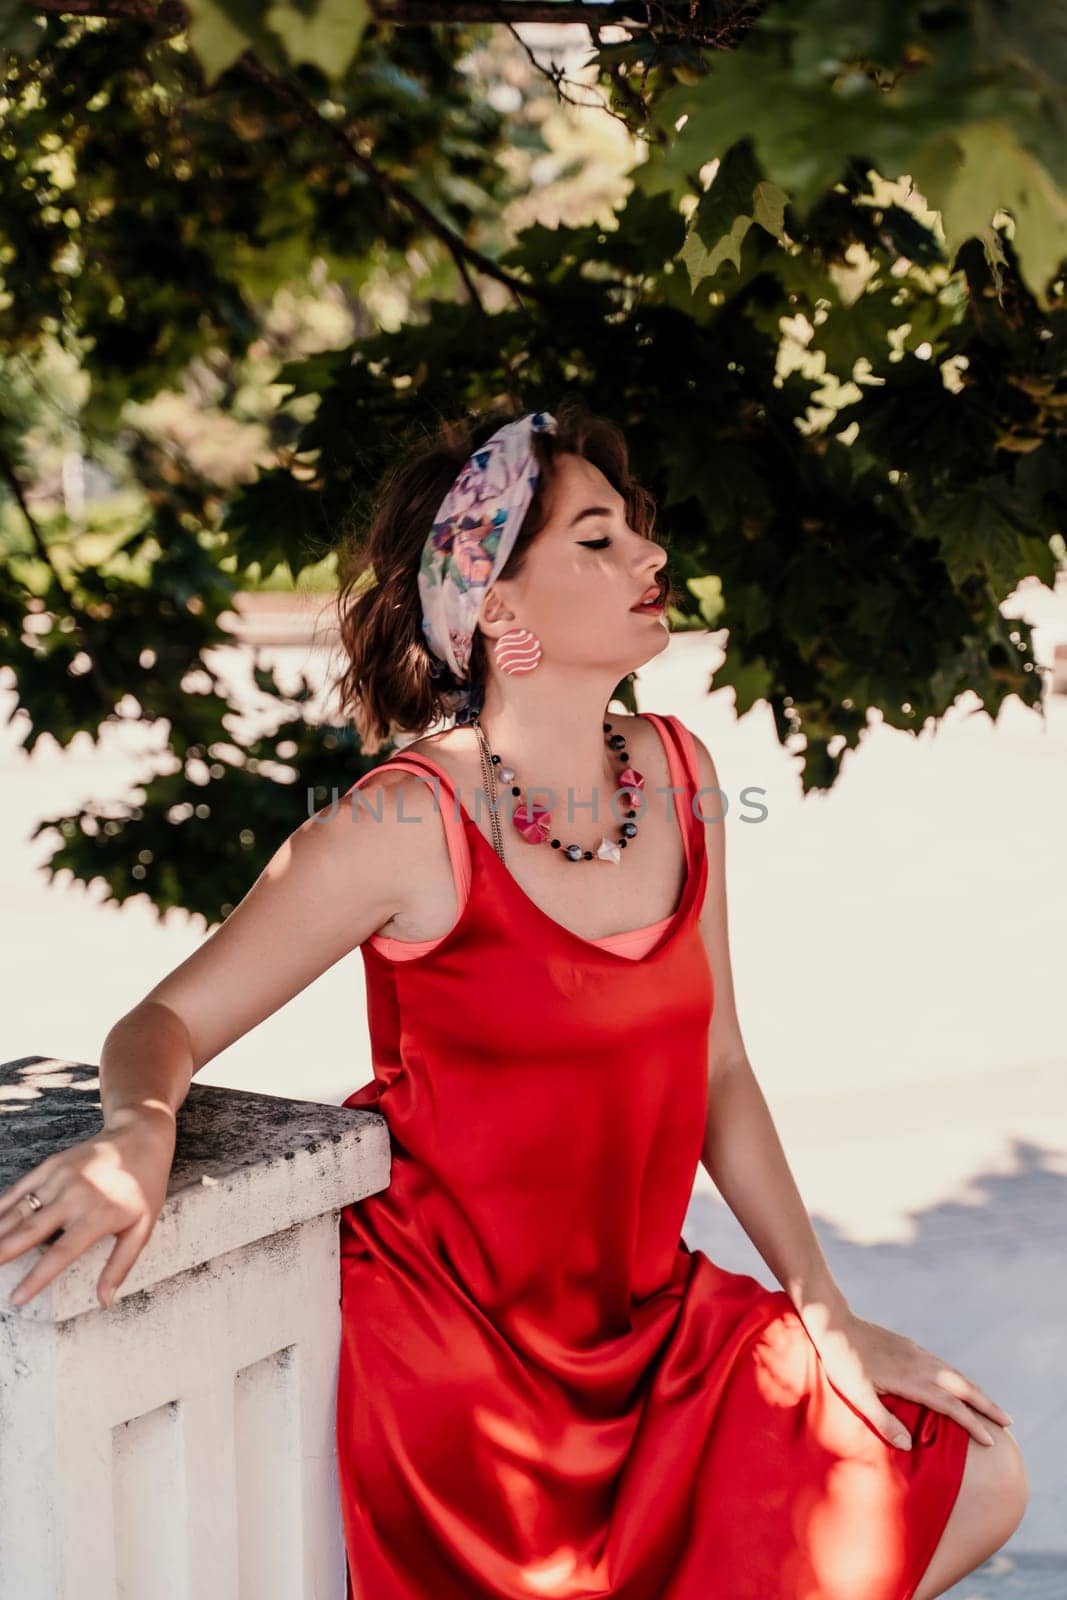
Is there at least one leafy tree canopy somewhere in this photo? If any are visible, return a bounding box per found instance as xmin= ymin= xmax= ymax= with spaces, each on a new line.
xmin=0 ymin=0 xmax=1064 ymax=923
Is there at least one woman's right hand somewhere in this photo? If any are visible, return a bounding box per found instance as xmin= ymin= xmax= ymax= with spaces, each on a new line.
xmin=0 ymin=1105 xmax=177 ymax=1311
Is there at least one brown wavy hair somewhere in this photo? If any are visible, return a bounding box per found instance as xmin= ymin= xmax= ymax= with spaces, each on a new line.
xmin=333 ymin=396 xmax=663 ymax=753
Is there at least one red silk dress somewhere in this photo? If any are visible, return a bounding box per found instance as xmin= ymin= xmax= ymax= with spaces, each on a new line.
xmin=336 ymin=712 xmax=969 ymax=1599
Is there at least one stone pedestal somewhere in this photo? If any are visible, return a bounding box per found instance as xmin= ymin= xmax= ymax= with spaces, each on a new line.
xmin=0 ymin=1055 xmax=389 ymax=1600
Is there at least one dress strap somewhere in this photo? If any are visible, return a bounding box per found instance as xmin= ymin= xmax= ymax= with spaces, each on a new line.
xmin=348 ymin=753 xmax=472 ymax=908
xmin=641 ymin=713 xmax=705 ymax=871
xmin=657 ymin=714 xmax=703 ymax=792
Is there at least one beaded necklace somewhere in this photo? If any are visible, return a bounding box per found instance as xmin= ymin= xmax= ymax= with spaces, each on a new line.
xmin=471 ymin=716 xmax=646 ymax=867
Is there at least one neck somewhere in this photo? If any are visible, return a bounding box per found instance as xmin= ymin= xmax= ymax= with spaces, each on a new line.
xmin=473 ymin=670 xmax=633 ymax=805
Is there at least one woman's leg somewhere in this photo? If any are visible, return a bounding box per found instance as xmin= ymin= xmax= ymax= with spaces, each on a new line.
xmin=913 ymin=1423 xmax=1029 ymax=1600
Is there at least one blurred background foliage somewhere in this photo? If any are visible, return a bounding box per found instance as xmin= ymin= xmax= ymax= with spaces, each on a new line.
xmin=0 ymin=0 xmax=1064 ymax=921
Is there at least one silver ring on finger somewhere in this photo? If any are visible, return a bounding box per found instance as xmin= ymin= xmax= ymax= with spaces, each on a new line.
xmin=22 ymin=1191 xmax=44 ymax=1213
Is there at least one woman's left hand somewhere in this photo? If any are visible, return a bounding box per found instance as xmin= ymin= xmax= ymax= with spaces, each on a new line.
xmin=797 ymin=1304 xmax=1014 ymax=1451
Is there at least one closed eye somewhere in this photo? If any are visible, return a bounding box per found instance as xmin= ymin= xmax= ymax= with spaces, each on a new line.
xmin=578 ymin=537 xmax=611 ymax=549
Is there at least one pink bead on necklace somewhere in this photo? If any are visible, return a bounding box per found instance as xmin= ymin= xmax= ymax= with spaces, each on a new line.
xmin=472 ymin=716 xmax=645 ymax=867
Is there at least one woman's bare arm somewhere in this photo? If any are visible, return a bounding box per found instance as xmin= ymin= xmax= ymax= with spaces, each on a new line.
xmin=0 ymin=767 xmax=439 ymax=1307
xmin=108 ymin=766 xmax=437 ymax=1109
xmin=688 ymin=727 xmax=1014 ymax=1449
xmin=688 ymin=729 xmax=850 ymax=1320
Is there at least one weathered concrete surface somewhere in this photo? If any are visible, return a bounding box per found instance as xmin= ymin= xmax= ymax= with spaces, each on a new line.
xmin=0 ymin=1054 xmax=389 ymax=1317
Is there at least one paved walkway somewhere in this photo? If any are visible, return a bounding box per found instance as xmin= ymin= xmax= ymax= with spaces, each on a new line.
xmin=2 ymin=581 xmax=1065 ymax=1579
xmin=946 ymin=1555 xmax=1067 ymax=1598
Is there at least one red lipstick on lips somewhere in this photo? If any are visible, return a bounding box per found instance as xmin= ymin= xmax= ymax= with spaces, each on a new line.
xmin=630 ymin=584 xmax=665 ymax=613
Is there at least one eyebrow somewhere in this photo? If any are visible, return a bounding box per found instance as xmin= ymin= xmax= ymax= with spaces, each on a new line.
xmin=567 ymin=502 xmax=626 ymax=530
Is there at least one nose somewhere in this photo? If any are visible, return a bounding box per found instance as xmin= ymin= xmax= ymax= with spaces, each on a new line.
xmin=637 ymin=541 xmax=668 ymax=584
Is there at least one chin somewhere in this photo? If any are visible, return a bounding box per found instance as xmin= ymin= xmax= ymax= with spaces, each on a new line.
xmin=634 ymin=626 xmax=670 ymax=667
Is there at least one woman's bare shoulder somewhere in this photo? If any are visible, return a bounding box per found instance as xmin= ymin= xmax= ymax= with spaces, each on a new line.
xmin=137 ymin=762 xmax=445 ymax=1074
xmin=341 ymin=757 xmax=455 ymax=848
xmin=340 ymin=740 xmax=467 ymax=945
xmin=378 ymin=728 xmax=482 ymax=798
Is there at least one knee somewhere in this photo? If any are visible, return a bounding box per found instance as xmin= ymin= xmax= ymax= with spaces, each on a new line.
xmin=978 ymin=1423 xmax=1029 ymax=1547
xmin=917 ymin=1425 xmax=1030 ymax=1600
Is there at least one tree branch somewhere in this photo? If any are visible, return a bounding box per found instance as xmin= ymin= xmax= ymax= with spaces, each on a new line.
xmin=28 ymin=0 xmax=758 ymax=40
xmin=32 ymin=0 xmax=553 ymax=310
xmin=0 ymin=441 xmax=117 ymax=706
xmin=504 ymin=18 xmax=639 ymax=131
xmin=234 ymin=50 xmax=550 ymax=311
xmin=30 ymin=0 xmax=650 ymax=16
xmin=373 ymin=0 xmax=649 ymax=20
xmin=33 ymin=0 xmax=187 ymax=29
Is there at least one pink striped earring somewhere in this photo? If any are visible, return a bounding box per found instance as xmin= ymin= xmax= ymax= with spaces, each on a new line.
xmin=493 ymin=628 xmax=542 ymax=676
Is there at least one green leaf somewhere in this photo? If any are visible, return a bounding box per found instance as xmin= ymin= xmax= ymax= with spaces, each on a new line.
xmin=679 ymin=141 xmax=788 ymax=291
xmin=712 ymin=647 xmax=775 ymax=715
xmin=266 ymin=0 xmax=370 ymax=80
xmin=752 ymin=180 xmax=789 ymax=242
xmin=911 ymin=122 xmax=1067 ymax=303
xmin=685 ymin=573 xmax=723 ymax=626
xmin=183 ymin=0 xmax=257 ymax=83
xmin=925 ymin=484 xmax=1046 ymax=592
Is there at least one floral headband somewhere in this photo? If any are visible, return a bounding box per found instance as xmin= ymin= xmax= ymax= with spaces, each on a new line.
xmin=418 ymin=410 xmax=557 ymax=725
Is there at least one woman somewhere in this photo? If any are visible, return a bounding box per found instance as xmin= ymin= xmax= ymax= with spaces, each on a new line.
xmin=0 ymin=401 xmax=1027 ymax=1599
